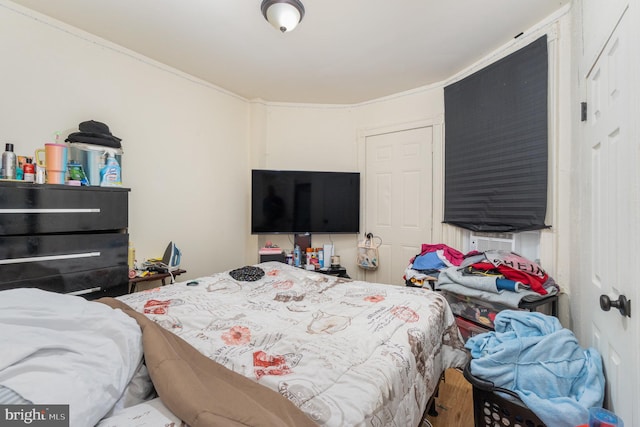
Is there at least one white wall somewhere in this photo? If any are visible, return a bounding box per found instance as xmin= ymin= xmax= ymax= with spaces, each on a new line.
xmin=248 ymin=102 xmax=362 ymax=274
xmin=250 ymin=88 xmax=448 ymax=278
xmin=0 ymin=1 xmax=251 ymax=279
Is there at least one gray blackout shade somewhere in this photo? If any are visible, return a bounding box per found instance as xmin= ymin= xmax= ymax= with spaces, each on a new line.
xmin=443 ymin=35 xmax=550 ymax=232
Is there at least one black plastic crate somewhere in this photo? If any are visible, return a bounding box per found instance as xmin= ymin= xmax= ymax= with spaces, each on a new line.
xmin=463 ymin=363 xmax=546 ymax=427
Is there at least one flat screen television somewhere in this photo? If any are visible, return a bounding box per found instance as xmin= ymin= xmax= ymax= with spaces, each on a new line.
xmin=251 ymin=169 xmax=360 ymax=234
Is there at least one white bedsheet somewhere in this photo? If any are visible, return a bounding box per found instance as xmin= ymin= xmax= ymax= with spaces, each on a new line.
xmin=117 ymin=262 xmax=469 ymax=426
xmin=0 ymin=288 xmax=143 ymax=427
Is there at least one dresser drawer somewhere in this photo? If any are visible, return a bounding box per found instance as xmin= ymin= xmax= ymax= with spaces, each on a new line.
xmin=0 ymin=233 xmax=128 ymax=293
xmin=0 ymin=184 xmax=128 ymax=235
xmin=0 ymin=265 xmax=129 ymax=295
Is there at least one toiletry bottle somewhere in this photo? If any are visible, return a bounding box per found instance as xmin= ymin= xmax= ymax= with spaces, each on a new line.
xmin=1 ymin=143 xmax=17 ymax=179
xmin=23 ymin=157 xmax=35 ymax=182
xmin=34 ymin=148 xmax=46 ymax=184
xmin=100 ymin=153 xmax=122 ymax=186
xmin=306 ymin=247 xmax=313 ymax=265
xmin=294 ymin=245 xmax=301 ymax=267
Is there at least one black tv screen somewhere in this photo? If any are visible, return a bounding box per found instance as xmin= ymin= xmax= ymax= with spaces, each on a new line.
xmin=251 ymin=170 xmax=360 ymax=234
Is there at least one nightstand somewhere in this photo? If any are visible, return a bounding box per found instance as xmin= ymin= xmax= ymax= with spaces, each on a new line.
xmin=129 ymin=269 xmax=187 ymax=293
xmin=317 ymin=266 xmax=350 ymax=279
xmin=259 ymin=253 xmax=285 ymax=263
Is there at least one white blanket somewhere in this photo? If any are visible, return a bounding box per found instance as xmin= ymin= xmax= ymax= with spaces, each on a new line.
xmin=0 ymin=288 xmax=143 ymax=427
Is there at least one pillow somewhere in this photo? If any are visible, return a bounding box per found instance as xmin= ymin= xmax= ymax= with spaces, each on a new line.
xmin=0 ymin=385 xmax=31 ymax=404
xmin=0 ymin=288 xmax=143 ymax=426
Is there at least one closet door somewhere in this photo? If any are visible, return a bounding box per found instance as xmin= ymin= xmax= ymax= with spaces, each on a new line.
xmin=364 ymin=126 xmax=433 ymax=285
xmin=578 ymin=4 xmax=639 ymax=423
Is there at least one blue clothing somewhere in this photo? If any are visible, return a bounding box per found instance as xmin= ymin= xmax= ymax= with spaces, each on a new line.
xmin=465 ymin=310 xmax=604 ymax=427
xmin=412 ymin=251 xmax=448 ymax=270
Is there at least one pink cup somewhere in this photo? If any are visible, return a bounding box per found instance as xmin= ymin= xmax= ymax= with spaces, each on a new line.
xmin=44 ymin=143 xmax=68 ymax=184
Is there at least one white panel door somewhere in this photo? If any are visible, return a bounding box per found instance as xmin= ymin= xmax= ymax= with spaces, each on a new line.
xmin=579 ymin=6 xmax=638 ymax=424
xmin=364 ymin=127 xmax=433 ymax=285
xmin=581 ymin=0 xmax=628 ymax=66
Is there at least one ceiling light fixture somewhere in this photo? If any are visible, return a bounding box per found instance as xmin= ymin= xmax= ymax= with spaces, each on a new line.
xmin=261 ymin=0 xmax=305 ymax=33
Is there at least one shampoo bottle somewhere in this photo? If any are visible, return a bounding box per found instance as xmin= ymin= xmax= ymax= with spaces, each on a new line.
xmin=2 ymin=143 xmax=17 ymax=179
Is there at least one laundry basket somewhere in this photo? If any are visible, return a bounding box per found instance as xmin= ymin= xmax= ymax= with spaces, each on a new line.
xmin=463 ymin=363 xmax=546 ymax=427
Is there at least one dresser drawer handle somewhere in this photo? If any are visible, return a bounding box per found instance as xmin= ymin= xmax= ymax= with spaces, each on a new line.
xmin=0 ymin=208 xmax=100 ymax=214
xmin=67 ymin=287 xmax=102 ymax=296
xmin=0 ymin=252 xmax=101 ymax=265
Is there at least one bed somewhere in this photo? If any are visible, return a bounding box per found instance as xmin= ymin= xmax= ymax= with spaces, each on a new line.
xmin=0 ymin=261 xmax=469 ymax=426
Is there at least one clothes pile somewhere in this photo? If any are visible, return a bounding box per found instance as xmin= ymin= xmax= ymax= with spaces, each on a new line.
xmin=466 ymin=310 xmax=605 ymax=427
xmin=404 ymin=244 xmax=559 ymax=308
xmin=403 ymin=243 xmax=466 ymax=289
xmin=65 ymin=120 xmax=122 ymax=148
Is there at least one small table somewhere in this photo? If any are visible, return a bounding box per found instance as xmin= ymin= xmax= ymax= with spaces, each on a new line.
xmin=317 ymin=266 xmax=350 ymax=279
xmin=129 ymin=269 xmax=187 ymax=293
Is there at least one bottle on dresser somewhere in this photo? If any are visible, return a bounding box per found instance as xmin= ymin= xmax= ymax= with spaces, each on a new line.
xmin=2 ymin=143 xmax=17 ymax=179
xmin=22 ymin=158 xmax=35 ymax=182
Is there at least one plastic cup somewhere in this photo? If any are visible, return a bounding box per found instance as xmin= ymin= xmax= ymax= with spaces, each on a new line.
xmin=44 ymin=143 xmax=68 ymax=184
xmin=47 ymin=171 xmax=65 ymax=184
xmin=589 ymin=407 xmax=624 ymax=427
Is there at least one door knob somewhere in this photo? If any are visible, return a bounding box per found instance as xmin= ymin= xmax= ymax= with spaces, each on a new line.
xmin=599 ymin=294 xmax=631 ymax=318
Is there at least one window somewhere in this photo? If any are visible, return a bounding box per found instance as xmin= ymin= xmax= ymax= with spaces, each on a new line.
xmin=443 ymin=35 xmax=549 ymax=232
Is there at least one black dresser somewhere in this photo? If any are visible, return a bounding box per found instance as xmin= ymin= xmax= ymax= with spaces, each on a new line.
xmin=0 ymin=182 xmax=130 ymax=299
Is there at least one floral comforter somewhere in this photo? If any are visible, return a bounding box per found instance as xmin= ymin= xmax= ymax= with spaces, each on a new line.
xmin=117 ymin=262 xmax=468 ymax=426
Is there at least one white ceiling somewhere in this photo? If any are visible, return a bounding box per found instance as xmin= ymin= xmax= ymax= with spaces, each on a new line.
xmin=10 ymin=0 xmax=570 ymax=104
